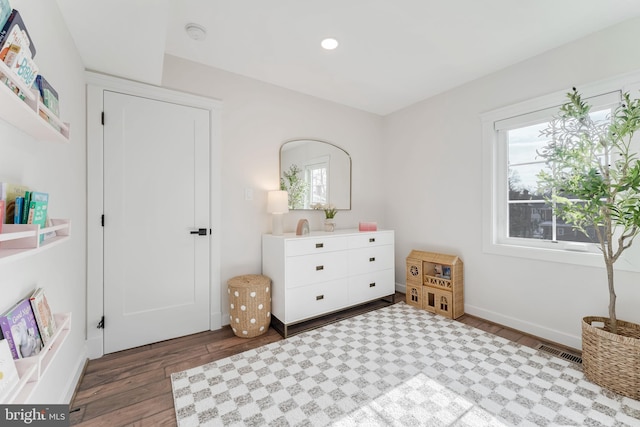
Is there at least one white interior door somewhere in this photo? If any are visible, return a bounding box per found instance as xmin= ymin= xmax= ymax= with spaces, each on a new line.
xmin=103 ymin=90 xmax=210 ymax=354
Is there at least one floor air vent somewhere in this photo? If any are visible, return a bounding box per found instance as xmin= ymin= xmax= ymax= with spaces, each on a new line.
xmin=536 ymin=344 xmax=582 ymax=364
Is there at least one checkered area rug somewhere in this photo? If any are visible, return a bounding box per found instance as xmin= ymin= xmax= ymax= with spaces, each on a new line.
xmin=171 ymin=303 xmax=640 ymax=426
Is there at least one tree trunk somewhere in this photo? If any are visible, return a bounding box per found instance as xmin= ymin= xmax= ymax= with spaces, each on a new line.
xmin=606 ymin=259 xmax=617 ymax=334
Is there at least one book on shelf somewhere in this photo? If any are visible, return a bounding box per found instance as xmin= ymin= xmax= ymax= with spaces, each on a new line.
xmin=0 ymin=182 xmax=29 ymax=224
xmin=26 ymin=191 xmax=48 ymax=241
xmin=0 ymin=9 xmax=36 ymax=58
xmin=12 ymin=195 xmax=21 ymax=224
xmin=20 ymin=190 xmax=30 ymax=225
xmin=0 ymin=0 xmax=11 ymax=32
xmin=29 ymin=288 xmax=56 ymax=346
xmin=0 ymin=9 xmax=38 ymax=94
xmin=0 ymin=298 xmax=43 ymax=360
xmin=0 ymin=339 xmax=19 ymax=403
xmin=35 ymin=74 xmax=59 ymax=117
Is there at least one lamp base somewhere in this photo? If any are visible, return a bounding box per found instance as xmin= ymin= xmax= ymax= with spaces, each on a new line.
xmin=272 ymin=213 xmax=284 ymax=235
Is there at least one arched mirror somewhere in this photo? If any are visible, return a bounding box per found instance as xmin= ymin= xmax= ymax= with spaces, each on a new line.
xmin=279 ymin=139 xmax=351 ymax=210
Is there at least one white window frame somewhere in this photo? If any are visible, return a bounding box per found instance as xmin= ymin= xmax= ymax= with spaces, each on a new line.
xmin=304 ymin=155 xmax=330 ymax=207
xmin=481 ymin=75 xmax=640 ymax=272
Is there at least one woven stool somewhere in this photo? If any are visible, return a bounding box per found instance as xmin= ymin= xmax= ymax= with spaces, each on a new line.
xmin=227 ymin=274 xmax=271 ymax=338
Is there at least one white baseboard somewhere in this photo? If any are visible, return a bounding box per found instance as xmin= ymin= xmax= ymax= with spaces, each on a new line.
xmin=86 ymin=335 xmax=103 ymax=360
xmin=395 ymin=282 xmax=406 ymax=294
xmin=464 ymin=304 xmax=582 ymax=351
xmin=221 ymin=311 xmax=230 ymax=327
xmin=211 ymin=311 xmax=223 ymax=330
xmin=63 ymin=347 xmax=88 ymax=404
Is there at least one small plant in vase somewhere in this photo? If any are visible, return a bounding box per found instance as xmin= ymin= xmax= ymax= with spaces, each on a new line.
xmin=313 ymin=203 xmax=338 ymax=231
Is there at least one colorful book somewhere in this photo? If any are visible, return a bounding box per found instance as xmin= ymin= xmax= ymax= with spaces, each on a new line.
xmin=9 ymin=46 xmax=38 ymax=88
xmin=21 ymin=190 xmax=30 ymax=225
xmin=0 ymin=298 xmax=43 ymax=359
xmin=35 ymin=75 xmax=59 ymax=117
xmin=0 ymin=0 xmax=11 ymax=39
xmin=26 ymin=191 xmax=47 ymax=241
xmin=0 ymin=182 xmax=29 ymax=224
xmin=0 ymin=10 xmax=36 ymax=58
xmin=29 ymin=288 xmax=56 ymax=346
xmin=0 ymin=339 xmax=19 ymax=402
xmin=12 ymin=196 xmax=21 ymax=224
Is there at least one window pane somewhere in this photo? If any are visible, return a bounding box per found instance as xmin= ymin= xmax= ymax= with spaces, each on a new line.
xmin=309 ymin=166 xmax=327 ymax=204
xmin=507 ymin=122 xmax=549 ymax=165
xmin=508 ymin=164 xmax=548 ymax=199
xmin=508 ymin=201 xmax=549 ymax=239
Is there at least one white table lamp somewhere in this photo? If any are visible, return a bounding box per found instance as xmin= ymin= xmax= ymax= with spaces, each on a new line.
xmin=267 ymin=190 xmax=289 ymax=235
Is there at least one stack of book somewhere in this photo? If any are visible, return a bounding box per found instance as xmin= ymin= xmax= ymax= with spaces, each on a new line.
xmin=0 ymin=2 xmax=61 ymax=131
xmin=0 ymin=182 xmax=53 ymax=242
xmin=0 ymin=288 xmax=57 ymax=360
xmin=0 ymin=288 xmax=57 ymax=401
xmin=34 ymin=74 xmax=60 ymax=130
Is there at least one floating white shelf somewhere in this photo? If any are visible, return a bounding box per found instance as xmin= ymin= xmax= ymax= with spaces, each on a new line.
xmin=0 ymin=61 xmax=69 ymax=143
xmin=0 ymin=219 xmax=71 ymax=263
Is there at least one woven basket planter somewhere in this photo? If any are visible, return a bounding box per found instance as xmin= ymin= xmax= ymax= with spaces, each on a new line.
xmin=582 ymin=316 xmax=640 ymax=399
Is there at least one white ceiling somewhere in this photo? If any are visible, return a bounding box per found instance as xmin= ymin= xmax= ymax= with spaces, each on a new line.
xmin=56 ymin=0 xmax=640 ymax=115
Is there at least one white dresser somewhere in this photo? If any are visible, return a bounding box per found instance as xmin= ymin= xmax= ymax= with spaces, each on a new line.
xmin=262 ymin=229 xmax=395 ymax=337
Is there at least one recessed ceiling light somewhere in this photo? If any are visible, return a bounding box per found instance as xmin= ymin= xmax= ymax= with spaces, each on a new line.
xmin=185 ymin=23 xmax=207 ymax=41
xmin=321 ymin=38 xmax=339 ymax=50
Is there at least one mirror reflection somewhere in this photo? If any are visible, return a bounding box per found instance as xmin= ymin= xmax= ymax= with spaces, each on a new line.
xmin=279 ymin=139 xmax=351 ymax=210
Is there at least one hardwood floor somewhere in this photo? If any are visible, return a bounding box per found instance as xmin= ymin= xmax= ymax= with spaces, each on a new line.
xmin=69 ymin=293 xmax=580 ymax=426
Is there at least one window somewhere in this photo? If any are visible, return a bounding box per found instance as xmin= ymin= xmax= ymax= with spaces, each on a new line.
xmin=503 ymin=106 xmax=614 ymax=244
xmin=483 ymin=90 xmax=621 ymax=258
xmin=303 ymin=156 xmax=330 ymax=207
xmin=306 ymin=163 xmax=328 ymax=205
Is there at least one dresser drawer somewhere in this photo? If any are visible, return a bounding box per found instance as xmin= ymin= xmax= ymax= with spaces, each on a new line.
xmin=348 ymin=269 xmax=395 ymax=303
xmin=349 ymin=244 xmax=394 ymax=275
xmin=286 ymin=236 xmax=348 ymax=256
xmin=285 ymin=252 xmax=348 ymax=288
xmin=285 ymin=279 xmax=348 ymax=323
xmin=348 ymin=231 xmax=394 ymax=249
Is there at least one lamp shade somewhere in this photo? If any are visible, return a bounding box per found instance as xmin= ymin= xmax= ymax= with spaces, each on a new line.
xmin=267 ymin=190 xmax=289 ymax=214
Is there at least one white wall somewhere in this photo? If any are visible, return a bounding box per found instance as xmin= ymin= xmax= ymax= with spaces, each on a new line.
xmin=161 ymin=55 xmax=386 ymax=323
xmin=384 ymin=17 xmax=640 ymax=349
xmin=0 ymin=1 xmax=87 ymax=402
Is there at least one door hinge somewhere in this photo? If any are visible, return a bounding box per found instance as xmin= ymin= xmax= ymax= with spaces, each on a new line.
xmin=97 ymin=316 xmax=104 ymax=329
xmin=101 ymin=112 xmax=104 ymax=125
xmin=101 ymin=214 xmax=104 ymax=227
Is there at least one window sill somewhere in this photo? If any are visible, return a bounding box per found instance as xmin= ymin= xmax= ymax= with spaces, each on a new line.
xmin=483 ymin=239 xmax=640 ymax=272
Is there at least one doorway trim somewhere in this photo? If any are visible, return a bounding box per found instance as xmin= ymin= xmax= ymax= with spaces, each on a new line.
xmin=86 ymin=71 xmax=223 ymax=359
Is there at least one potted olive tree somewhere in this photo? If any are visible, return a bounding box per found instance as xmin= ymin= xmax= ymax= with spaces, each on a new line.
xmin=537 ymin=88 xmax=640 ymax=398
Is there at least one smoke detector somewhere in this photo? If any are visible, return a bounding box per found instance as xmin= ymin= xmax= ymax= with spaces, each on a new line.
xmin=185 ymin=23 xmax=207 ymax=41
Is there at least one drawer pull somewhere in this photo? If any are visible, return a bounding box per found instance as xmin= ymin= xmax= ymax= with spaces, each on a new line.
xmin=369 ymin=282 xmax=376 ymax=288
xmin=316 ymin=295 xmax=324 ymax=301
xmin=316 ymin=265 xmax=324 ymax=271
xmin=369 ymin=257 xmax=376 ymax=262
xmin=369 ymin=238 xmax=376 ymax=243
xmin=315 ymin=243 xmax=324 ymax=248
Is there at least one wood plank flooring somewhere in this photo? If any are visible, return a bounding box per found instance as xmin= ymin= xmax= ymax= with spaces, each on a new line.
xmin=69 ymin=293 xmax=580 ymax=426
